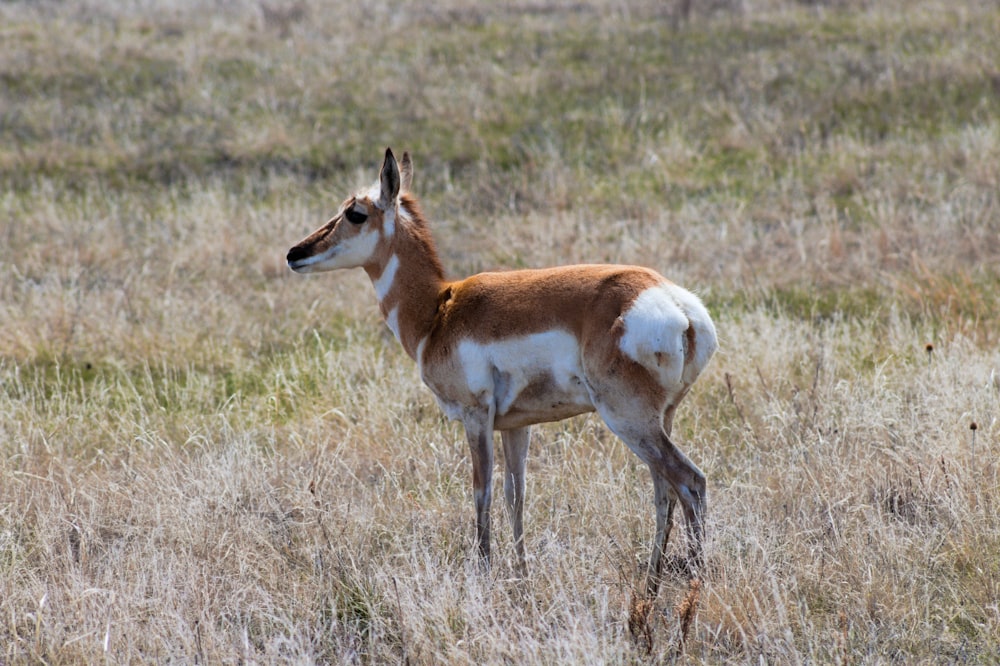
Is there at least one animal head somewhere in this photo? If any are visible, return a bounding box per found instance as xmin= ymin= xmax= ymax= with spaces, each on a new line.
xmin=286 ymin=147 xmax=412 ymax=273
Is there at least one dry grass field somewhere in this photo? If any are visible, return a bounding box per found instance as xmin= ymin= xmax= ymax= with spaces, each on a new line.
xmin=2 ymin=0 xmax=999 ymax=662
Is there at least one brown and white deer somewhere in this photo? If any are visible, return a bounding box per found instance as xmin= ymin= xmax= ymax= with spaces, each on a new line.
xmin=287 ymin=149 xmax=718 ymax=595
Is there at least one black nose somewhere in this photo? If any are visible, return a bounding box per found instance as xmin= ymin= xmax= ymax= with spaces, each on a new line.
xmin=286 ymin=245 xmax=308 ymax=264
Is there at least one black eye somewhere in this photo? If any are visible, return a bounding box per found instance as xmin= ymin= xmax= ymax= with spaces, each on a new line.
xmin=345 ymin=208 xmax=368 ymax=225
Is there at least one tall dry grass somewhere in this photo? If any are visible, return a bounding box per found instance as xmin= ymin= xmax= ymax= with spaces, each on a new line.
xmin=2 ymin=0 xmax=999 ymax=662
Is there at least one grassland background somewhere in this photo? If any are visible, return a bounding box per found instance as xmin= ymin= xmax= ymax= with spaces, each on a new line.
xmin=2 ymin=0 xmax=999 ymax=662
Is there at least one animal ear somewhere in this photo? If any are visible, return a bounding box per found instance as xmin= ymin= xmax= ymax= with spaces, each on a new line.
xmin=399 ymin=151 xmax=413 ymax=192
xmin=378 ymin=147 xmax=400 ymax=210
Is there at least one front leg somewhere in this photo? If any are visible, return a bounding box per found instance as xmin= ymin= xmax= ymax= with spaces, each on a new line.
xmin=463 ymin=412 xmax=495 ymax=566
xmin=501 ymin=426 xmax=530 ymax=576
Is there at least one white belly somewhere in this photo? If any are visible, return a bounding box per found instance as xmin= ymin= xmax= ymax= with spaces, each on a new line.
xmin=436 ymin=330 xmax=595 ymax=429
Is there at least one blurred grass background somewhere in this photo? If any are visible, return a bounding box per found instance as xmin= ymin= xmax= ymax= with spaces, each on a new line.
xmin=2 ymin=0 xmax=999 ymax=662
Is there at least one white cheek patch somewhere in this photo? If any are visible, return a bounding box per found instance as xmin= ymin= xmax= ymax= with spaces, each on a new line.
xmin=309 ymin=228 xmax=380 ymax=271
xmin=374 ymin=254 xmax=399 ymax=301
xmin=618 ymin=285 xmax=688 ymax=388
xmin=340 ymin=229 xmax=380 ymax=266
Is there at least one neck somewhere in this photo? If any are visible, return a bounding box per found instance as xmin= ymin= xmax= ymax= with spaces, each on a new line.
xmin=363 ymin=195 xmax=446 ymax=359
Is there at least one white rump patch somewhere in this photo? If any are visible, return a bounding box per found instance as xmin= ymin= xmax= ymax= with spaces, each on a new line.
xmin=664 ymin=283 xmax=718 ymax=382
xmin=618 ymin=285 xmax=689 ymax=388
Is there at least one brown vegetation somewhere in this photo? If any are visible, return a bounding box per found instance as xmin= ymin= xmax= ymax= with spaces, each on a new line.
xmin=1 ymin=0 xmax=998 ymax=662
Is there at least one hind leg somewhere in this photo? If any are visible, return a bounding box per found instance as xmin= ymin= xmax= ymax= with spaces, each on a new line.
xmin=661 ymin=430 xmax=706 ymax=572
xmin=658 ymin=393 xmax=705 ymax=572
xmin=645 ymin=392 xmax=694 ymax=593
xmin=641 ymin=430 xmax=705 ymax=591
xmin=590 ymin=391 xmax=705 ymax=596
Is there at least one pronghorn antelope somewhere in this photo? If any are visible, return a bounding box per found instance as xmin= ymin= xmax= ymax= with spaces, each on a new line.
xmin=287 ymin=149 xmax=718 ymax=594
